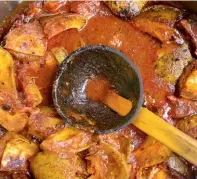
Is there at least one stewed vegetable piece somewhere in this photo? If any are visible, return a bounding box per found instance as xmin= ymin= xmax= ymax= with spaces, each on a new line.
xmin=5 ymin=21 xmax=47 ymax=58
xmin=178 ymin=60 xmax=197 ymax=100
xmin=105 ymin=1 xmax=147 ymax=19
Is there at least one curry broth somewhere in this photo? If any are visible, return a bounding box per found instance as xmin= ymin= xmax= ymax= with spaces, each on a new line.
xmin=0 ymin=1 xmax=196 ymax=179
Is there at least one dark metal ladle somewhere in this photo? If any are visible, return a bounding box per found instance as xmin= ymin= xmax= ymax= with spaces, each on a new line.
xmin=53 ymin=45 xmax=197 ymax=166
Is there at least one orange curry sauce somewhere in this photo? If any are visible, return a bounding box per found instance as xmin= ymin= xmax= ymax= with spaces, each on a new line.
xmin=1 ymin=1 xmax=196 ymax=178
xmin=48 ymin=2 xmax=172 ymax=120
xmin=16 ymin=1 xmax=173 ymax=122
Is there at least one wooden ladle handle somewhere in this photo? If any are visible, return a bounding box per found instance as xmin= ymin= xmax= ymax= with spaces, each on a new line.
xmin=132 ymin=107 xmax=197 ymax=166
xmin=104 ymin=90 xmax=132 ymax=116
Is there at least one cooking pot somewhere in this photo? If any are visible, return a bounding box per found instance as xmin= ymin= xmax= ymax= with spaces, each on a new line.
xmin=0 ymin=1 xmax=197 ymax=23
xmin=0 ymin=1 xmax=197 ymax=177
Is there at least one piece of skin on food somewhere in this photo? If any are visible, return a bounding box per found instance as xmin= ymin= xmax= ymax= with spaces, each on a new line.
xmin=1 ymin=133 xmax=38 ymax=171
xmin=130 ymin=136 xmax=172 ymax=169
xmin=134 ymin=5 xmax=185 ymax=27
xmin=28 ymin=107 xmax=64 ymax=140
xmin=155 ymin=43 xmax=192 ymax=85
xmin=86 ymin=140 xmax=130 ymax=179
xmin=105 ymin=1 xmax=147 ymax=19
xmin=40 ymin=127 xmax=93 ymax=154
xmin=5 ymin=21 xmax=47 ymax=57
xmin=176 ymin=115 xmax=197 ymax=139
xmin=179 ymin=15 xmax=197 ymax=56
xmin=30 ymin=152 xmax=88 ymax=179
xmin=40 ymin=14 xmax=88 ymax=39
xmin=178 ymin=60 xmax=197 ymax=100
xmin=0 ymin=48 xmax=16 ymax=91
xmin=0 ymin=132 xmax=16 ymax=160
xmin=8 ymin=49 xmax=41 ymax=62
xmin=132 ymin=5 xmax=185 ymax=42
xmin=132 ymin=19 xmax=174 ymax=42
xmin=167 ymin=95 xmax=197 ymax=118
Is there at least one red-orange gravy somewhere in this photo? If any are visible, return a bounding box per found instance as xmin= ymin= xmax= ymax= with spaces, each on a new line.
xmin=16 ymin=1 xmax=173 ymax=120
xmin=86 ymin=78 xmax=111 ymax=102
xmin=48 ymin=12 xmax=172 ymax=118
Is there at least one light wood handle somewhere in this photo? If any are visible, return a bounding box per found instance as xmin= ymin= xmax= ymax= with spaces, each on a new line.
xmin=104 ymin=90 xmax=132 ymax=116
xmin=132 ymin=107 xmax=197 ymax=166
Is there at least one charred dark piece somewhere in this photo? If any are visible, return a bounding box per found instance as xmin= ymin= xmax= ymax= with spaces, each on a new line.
xmin=104 ymin=1 xmax=147 ymax=19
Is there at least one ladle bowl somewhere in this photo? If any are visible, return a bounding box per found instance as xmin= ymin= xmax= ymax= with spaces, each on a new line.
xmin=53 ymin=45 xmax=143 ymax=133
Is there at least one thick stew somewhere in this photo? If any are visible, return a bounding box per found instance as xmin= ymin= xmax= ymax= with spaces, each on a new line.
xmin=0 ymin=1 xmax=196 ymax=179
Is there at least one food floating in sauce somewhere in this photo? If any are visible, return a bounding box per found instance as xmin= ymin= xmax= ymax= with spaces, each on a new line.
xmin=86 ymin=78 xmax=132 ymax=116
xmin=0 ymin=1 xmax=197 ymax=178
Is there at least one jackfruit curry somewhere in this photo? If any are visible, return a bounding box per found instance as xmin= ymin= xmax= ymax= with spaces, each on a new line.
xmin=0 ymin=1 xmax=197 ymax=179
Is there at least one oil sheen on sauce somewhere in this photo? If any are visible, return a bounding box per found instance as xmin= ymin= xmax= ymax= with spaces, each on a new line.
xmin=47 ymin=3 xmax=173 ymax=122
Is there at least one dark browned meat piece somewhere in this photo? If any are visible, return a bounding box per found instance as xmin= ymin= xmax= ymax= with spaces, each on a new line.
xmin=177 ymin=115 xmax=197 ymax=139
xmin=168 ymin=95 xmax=197 ymax=118
xmin=179 ymin=15 xmax=197 ymax=56
xmin=105 ymin=1 xmax=147 ymax=19
xmin=132 ymin=5 xmax=185 ymax=42
xmin=178 ymin=60 xmax=197 ymax=100
xmin=155 ymin=43 xmax=192 ymax=85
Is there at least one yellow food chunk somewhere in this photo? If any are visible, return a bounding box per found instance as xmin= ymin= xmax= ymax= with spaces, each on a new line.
xmin=28 ymin=107 xmax=63 ymax=139
xmin=41 ymin=127 xmax=93 ymax=153
xmin=31 ymin=152 xmax=87 ymax=179
xmin=51 ymin=46 xmax=68 ymax=64
xmin=87 ymin=140 xmax=130 ymax=179
xmin=132 ymin=19 xmax=174 ymax=42
xmin=43 ymin=14 xmax=88 ymax=39
xmin=185 ymin=70 xmax=197 ymax=91
xmin=1 ymin=133 xmax=38 ymax=171
xmin=24 ymin=82 xmax=43 ymax=107
xmin=97 ymin=133 xmax=132 ymax=162
xmin=0 ymin=108 xmax=28 ymax=132
xmin=180 ymin=69 xmax=197 ymax=100
xmin=0 ymin=47 xmax=16 ymax=91
xmin=131 ymin=136 xmax=172 ymax=168
xmin=177 ymin=115 xmax=197 ymax=139
xmin=5 ymin=21 xmax=47 ymax=57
